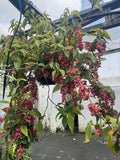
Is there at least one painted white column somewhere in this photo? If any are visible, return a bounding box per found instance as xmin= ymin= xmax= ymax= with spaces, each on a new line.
xmin=36 ymin=83 xmax=64 ymax=133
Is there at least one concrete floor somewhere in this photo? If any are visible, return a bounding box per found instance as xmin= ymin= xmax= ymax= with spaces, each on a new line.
xmin=31 ymin=131 xmax=120 ymax=160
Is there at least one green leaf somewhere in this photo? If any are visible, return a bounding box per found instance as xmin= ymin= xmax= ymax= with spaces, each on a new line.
xmin=72 ymin=107 xmax=84 ymax=117
xmin=110 ymin=92 xmax=115 ymax=100
xmin=29 ymin=108 xmax=42 ymax=120
xmin=17 ymin=106 xmax=26 ymax=113
xmin=36 ymin=120 xmax=43 ymax=137
xmin=84 ymin=120 xmax=93 ymax=143
xmin=14 ymin=57 xmax=21 ymax=69
xmin=29 ymin=110 xmax=39 ymax=118
xmin=117 ymin=112 xmax=120 ymax=123
xmin=72 ymin=19 xmax=78 ymax=27
xmin=52 ymin=70 xmax=56 ymax=80
xmin=88 ymin=52 xmax=96 ymax=60
xmin=16 ymin=78 xmax=27 ymax=82
xmin=34 ymin=40 xmax=40 ymax=48
xmin=55 ymin=62 xmax=60 ymax=70
xmin=57 ymin=107 xmax=67 ymax=117
xmin=38 ymin=63 xmax=45 ymax=67
xmin=0 ymin=129 xmax=4 ymax=133
xmin=62 ymin=117 xmax=67 ymax=129
xmin=21 ymin=125 xmax=29 ymax=137
xmin=95 ymin=2 xmax=102 ymax=11
xmin=90 ymin=28 xmax=100 ymax=33
xmin=49 ymin=62 xmax=54 ymax=69
xmin=73 ymin=49 xmax=77 ymax=59
xmin=5 ymin=112 xmax=15 ymax=119
xmin=6 ymin=75 xmax=16 ymax=80
xmin=59 ymin=69 xmax=65 ymax=76
xmin=95 ymin=113 xmax=100 ymax=124
xmin=83 ymin=69 xmax=93 ymax=82
xmin=66 ymin=113 xmax=74 ymax=134
xmin=53 ymin=84 xmax=62 ymax=93
xmin=56 ymin=43 xmax=65 ymax=49
xmin=107 ymin=130 xmax=116 ymax=154
xmin=102 ymin=31 xmax=111 ymax=40
xmin=11 ymin=87 xmax=17 ymax=96
xmin=64 ymin=51 xmax=70 ymax=58
xmin=14 ymin=116 xmax=22 ymax=125
xmin=20 ymin=49 xmax=27 ymax=57
xmin=65 ymin=46 xmax=74 ymax=50
xmin=3 ymin=129 xmax=11 ymax=138
xmin=110 ymin=118 xmax=117 ymax=128
xmin=4 ymin=117 xmax=10 ymax=128
xmin=77 ymin=53 xmax=87 ymax=63
xmin=0 ymin=100 xmax=9 ymax=104
xmin=102 ymin=127 xmax=111 ymax=142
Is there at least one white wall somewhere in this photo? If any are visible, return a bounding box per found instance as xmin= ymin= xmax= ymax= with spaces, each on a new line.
xmin=36 ymin=83 xmax=64 ymax=133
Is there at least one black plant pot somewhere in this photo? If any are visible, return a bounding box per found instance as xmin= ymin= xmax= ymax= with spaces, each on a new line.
xmin=36 ymin=76 xmax=55 ymax=85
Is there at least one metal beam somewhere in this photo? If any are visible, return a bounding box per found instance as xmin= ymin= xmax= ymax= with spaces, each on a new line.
xmin=8 ymin=0 xmax=44 ymax=17
xmin=9 ymin=0 xmax=120 ymax=31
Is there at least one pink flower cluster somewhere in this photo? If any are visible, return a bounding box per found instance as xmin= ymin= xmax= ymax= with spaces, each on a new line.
xmin=0 ymin=117 xmax=5 ymax=124
xmin=74 ymin=25 xmax=82 ymax=36
xmin=54 ymin=75 xmax=64 ymax=84
xmin=97 ymin=88 xmax=117 ymax=117
xmin=74 ymin=25 xmax=84 ymax=51
xmin=40 ymin=68 xmax=52 ymax=79
xmin=57 ymin=53 xmax=69 ymax=68
xmin=65 ymin=42 xmax=73 ymax=54
xmin=77 ymin=35 xmax=84 ymax=51
xmin=85 ymin=42 xmax=95 ymax=52
xmin=21 ymin=100 xmax=34 ymax=112
xmin=98 ymin=89 xmax=115 ymax=107
xmin=0 ymin=131 xmax=5 ymax=138
xmin=85 ymin=40 xmax=106 ymax=59
xmin=4 ymin=107 xmax=10 ymax=113
xmin=96 ymin=129 xmax=103 ymax=136
xmin=45 ymin=52 xmax=69 ymax=68
xmin=20 ymin=114 xmax=35 ymax=125
xmin=14 ymin=127 xmax=22 ymax=139
xmin=78 ymin=81 xmax=93 ymax=101
xmin=45 ymin=53 xmax=53 ymax=62
xmin=96 ymin=40 xmax=106 ymax=59
xmin=61 ymin=86 xmax=68 ymax=102
xmin=24 ymin=77 xmax=38 ymax=100
xmin=17 ymin=147 xmax=24 ymax=159
xmin=67 ymin=68 xmax=79 ymax=77
xmin=88 ymin=103 xmax=101 ymax=116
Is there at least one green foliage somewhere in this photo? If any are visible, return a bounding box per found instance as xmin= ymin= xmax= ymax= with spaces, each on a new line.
xmin=107 ymin=130 xmax=116 ymax=155
xmin=88 ymin=0 xmax=103 ymax=10
xmin=84 ymin=120 xmax=93 ymax=143
xmin=53 ymin=84 xmax=62 ymax=93
xmin=21 ymin=125 xmax=29 ymax=139
xmin=0 ymin=1 xmax=119 ymax=159
xmin=37 ymin=120 xmax=43 ymax=137
xmin=102 ymin=127 xmax=111 ymax=142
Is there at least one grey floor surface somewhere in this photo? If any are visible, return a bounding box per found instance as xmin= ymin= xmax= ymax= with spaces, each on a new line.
xmin=31 ymin=131 xmax=120 ymax=160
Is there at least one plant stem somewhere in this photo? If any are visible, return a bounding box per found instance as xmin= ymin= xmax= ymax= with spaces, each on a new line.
xmin=5 ymin=137 xmax=8 ymax=160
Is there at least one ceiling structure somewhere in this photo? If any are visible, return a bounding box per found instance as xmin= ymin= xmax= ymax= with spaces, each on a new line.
xmin=8 ymin=0 xmax=120 ymax=32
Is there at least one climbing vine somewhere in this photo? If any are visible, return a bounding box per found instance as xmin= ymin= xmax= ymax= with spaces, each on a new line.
xmin=0 ymin=0 xmax=120 ymax=159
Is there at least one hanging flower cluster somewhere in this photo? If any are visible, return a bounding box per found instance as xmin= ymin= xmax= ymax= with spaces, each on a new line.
xmin=0 ymin=6 xmax=120 ymax=159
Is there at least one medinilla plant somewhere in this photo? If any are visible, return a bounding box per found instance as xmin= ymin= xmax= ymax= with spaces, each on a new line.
xmin=0 ymin=0 xmax=120 ymax=159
